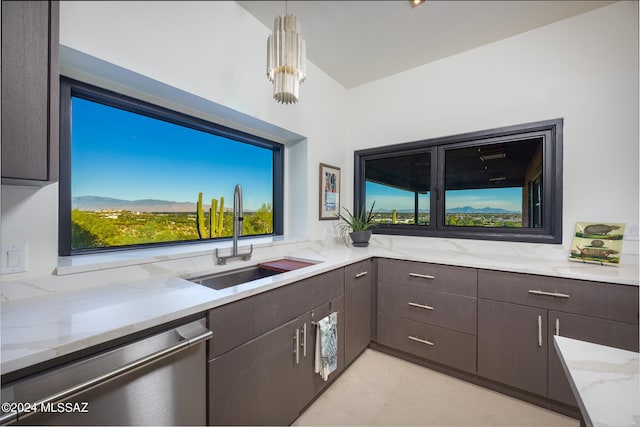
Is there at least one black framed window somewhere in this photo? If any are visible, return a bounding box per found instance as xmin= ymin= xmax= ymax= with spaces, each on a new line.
xmin=354 ymin=119 xmax=563 ymax=243
xmin=59 ymin=77 xmax=284 ymax=255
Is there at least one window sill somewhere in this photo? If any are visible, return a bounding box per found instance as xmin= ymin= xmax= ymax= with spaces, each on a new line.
xmin=56 ymin=235 xmax=306 ymax=276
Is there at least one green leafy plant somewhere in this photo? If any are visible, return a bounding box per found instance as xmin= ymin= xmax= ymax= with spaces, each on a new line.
xmin=338 ymin=201 xmax=377 ymax=232
xmin=337 ymin=201 xmax=377 ymax=246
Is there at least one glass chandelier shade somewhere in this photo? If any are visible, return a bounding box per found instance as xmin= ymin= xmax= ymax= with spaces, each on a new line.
xmin=267 ymin=14 xmax=307 ymax=104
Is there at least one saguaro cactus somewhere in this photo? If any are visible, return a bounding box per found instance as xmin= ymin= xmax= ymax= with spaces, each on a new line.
xmin=209 ymin=198 xmax=217 ymax=238
xmin=217 ymin=197 xmax=225 ymax=236
xmin=196 ymin=193 xmax=225 ymax=239
xmin=196 ymin=192 xmax=206 ymax=239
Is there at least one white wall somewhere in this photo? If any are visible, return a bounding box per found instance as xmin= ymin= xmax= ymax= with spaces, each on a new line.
xmin=346 ymin=1 xmax=639 ymax=250
xmin=1 ymin=1 xmax=638 ymax=280
xmin=1 ymin=1 xmax=349 ymax=278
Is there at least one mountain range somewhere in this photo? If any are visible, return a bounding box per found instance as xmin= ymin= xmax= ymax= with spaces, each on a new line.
xmin=376 ymin=206 xmax=519 ymax=214
xmin=73 ymin=196 xmax=518 ymax=215
xmin=73 ymin=196 xmax=203 ymax=213
xmin=446 ymin=206 xmax=519 ymax=214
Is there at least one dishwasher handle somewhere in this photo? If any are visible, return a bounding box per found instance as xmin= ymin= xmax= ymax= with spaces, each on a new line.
xmin=10 ymin=327 xmax=212 ymax=423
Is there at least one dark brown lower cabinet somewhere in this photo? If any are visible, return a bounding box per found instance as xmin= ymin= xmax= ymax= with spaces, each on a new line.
xmin=477 ymin=299 xmax=547 ymax=396
xmin=297 ymin=296 xmax=345 ymax=409
xmin=208 ymin=318 xmax=301 ymax=426
xmin=345 ymin=260 xmax=372 ymax=365
xmin=478 ymin=296 xmax=640 ymax=408
xmin=547 ymin=310 xmax=639 ymax=405
xmin=209 ymin=292 xmax=345 ymax=425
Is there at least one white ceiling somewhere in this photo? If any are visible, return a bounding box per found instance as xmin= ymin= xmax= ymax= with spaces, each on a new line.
xmin=237 ymin=0 xmax=616 ymax=89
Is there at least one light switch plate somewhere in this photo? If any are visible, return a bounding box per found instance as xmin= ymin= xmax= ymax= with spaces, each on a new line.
xmin=1 ymin=243 xmax=28 ymax=274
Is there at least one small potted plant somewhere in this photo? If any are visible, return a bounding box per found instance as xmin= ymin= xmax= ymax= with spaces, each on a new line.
xmin=338 ymin=202 xmax=377 ymax=247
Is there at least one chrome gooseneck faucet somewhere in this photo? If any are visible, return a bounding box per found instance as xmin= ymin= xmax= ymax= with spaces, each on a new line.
xmin=232 ymin=184 xmax=243 ymax=256
xmin=216 ymin=184 xmax=253 ymax=265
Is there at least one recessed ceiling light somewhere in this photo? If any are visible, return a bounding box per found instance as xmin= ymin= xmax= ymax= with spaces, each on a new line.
xmin=410 ymin=0 xmax=426 ymax=7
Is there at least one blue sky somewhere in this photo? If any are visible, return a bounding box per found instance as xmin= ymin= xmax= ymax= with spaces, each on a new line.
xmin=71 ymin=97 xmax=273 ymax=210
xmin=366 ymin=182 xmax=522 ymax=212
xmin=366 ymin=182 xmax=429 ymax=211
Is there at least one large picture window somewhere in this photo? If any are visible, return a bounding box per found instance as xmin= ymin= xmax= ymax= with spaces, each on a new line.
xmin=355 ymin=119 xmax=563 ymax=243
xmin=59 ymin=78 xmax=284 ymax=255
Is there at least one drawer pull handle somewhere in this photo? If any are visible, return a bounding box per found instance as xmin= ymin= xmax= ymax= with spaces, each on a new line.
xmin=408 ymin=302 xmax=434 ymax=311
xmin=355 ymin=271 xmax=368 ymax=278
xmin=408 ymin=336 xmax=434 ymax=346
xmin=528 ymin=290 xmax=570 ymax=299
xmin=555 ymin=318 xmax=560 ymax=336
xmin=294 ymin=329 xmax=300 ymax=365
xmin=538 ymin=315 xmax=543 ymax=348
xmin=409 ymin=273 xmax=436 ymax=280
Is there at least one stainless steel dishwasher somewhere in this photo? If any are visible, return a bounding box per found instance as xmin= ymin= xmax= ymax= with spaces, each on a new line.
xmin=0 ymin=317 xmax=212 ymax=426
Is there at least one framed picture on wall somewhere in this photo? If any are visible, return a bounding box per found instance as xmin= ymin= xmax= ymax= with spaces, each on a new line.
xmin=319 ymin=163 xmax=340 ymax=220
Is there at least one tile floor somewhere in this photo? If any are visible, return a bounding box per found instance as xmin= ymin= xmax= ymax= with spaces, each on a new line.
xmin=294 ymin=349 xmax=579 ymax=426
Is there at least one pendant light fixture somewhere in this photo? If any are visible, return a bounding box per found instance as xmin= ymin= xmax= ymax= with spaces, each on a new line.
xmin=266 ymin=1 xmax=307 ymax=104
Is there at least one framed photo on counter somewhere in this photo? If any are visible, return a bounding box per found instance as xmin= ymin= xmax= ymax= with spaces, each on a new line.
xmin=319 ymin=163 xmax=340 ymax=220
xmin=569 ymin=221 xmax=625 ymax=266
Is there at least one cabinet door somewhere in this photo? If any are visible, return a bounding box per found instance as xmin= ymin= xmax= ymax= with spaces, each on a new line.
xmin=345 ymin=261 xmax=372 ymax=365
xmin=478 ymin=299 xmax=547 ymax=396
xmin=1 ymin=0 xmax=58 ymax=183
xmin=297 ymin=295 xmax=345 ymax=410
xmin=547 ymin=311 xmax=639 ymax=405
xmin=208 ymin=318 xmax=300 ymax=426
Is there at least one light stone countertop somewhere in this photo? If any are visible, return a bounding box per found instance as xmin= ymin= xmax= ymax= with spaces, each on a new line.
xmin=554 ymin=336 xmax=640 ymax=427
xmin=1 ymin=235 xmax=638 ymax=377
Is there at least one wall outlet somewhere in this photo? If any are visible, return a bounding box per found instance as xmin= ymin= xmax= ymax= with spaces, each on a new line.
xmin=1 ymin=243 xmax=28 ymax=274
xmin=624 ymin=224 xmax=639 ymax=241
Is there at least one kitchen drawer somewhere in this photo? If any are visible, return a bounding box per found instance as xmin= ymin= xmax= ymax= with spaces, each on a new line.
xmin=344 ymin=259 xmax=372 ymax=281
xmin=378 ymin=282 xmax=477 ymax=335
xmin=379 ymin=258 xmax=477 ymax=297
xmin=209 ymin=268 xmax=344 ymax=358
xmin=478 ymin=269 xmax=639 ymax=324
xmin=376 ymin=312 xmax=476 ymax=373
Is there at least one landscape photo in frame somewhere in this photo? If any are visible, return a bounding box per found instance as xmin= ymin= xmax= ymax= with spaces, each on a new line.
xmin=569 ymin=222 xmax=625 ymax=266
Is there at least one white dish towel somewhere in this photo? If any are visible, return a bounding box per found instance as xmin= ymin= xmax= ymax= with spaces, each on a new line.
xmin=314 ymin=312 xmax=338 ymax=381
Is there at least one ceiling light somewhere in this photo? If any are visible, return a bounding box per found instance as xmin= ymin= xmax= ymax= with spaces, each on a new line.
xmin=410 ymin=0 xmax=426 ymax=7
xmin=266 ymin=4 xmax=307 ymax=105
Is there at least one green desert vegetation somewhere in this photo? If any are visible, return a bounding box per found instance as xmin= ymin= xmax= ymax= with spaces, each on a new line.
xmin=71 ymin=202 xmax=273 ymax=250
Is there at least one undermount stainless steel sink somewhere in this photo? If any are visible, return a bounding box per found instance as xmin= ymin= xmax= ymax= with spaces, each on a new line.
xmin=188 ymin=266 xmax=281 ymax=290
xmin=187 ymin=258 xmax=320 ymax=290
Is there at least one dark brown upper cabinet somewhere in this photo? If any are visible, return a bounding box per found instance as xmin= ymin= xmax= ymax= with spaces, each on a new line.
xmin=1 ymin=1 xmax=59 ymax=185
